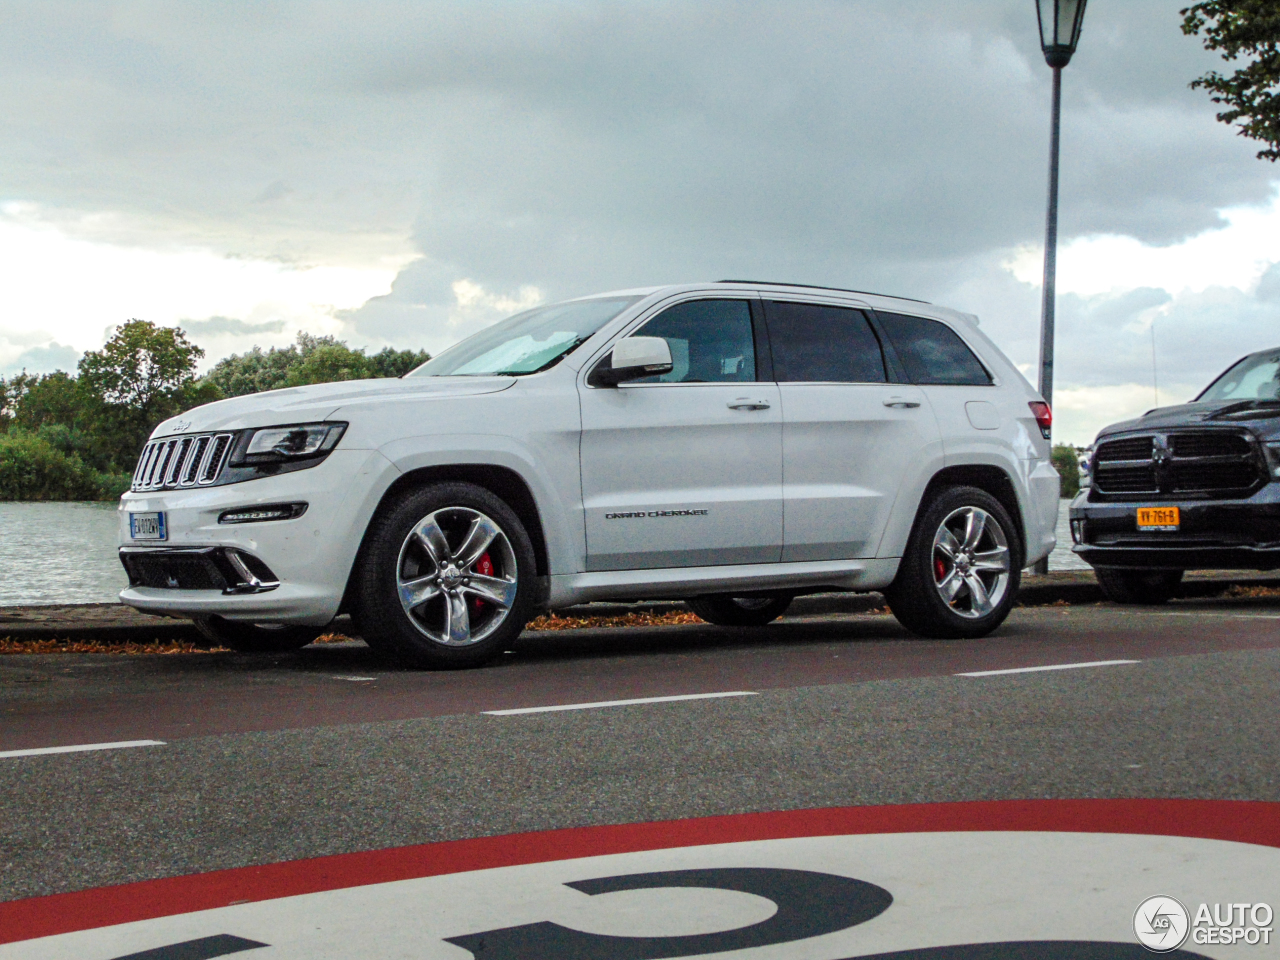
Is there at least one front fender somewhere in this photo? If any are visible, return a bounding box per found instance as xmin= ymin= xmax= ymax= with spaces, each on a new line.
xmin=377 ymin=434 xmax=585 ymax=575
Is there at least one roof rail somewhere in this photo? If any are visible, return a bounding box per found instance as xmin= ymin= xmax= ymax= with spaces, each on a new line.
xmin=716 ymin=280 xmax=929 ymax=304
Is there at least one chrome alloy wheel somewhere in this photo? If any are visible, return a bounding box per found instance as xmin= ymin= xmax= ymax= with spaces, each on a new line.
xmin=395 ymin=507 xmax=518 ymax=646
xmin=931 ymin=505 xmax=1011 ymax=619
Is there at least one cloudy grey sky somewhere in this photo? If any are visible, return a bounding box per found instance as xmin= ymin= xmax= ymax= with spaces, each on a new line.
xmin=1 ymin=0 xmax=1277 ymax=443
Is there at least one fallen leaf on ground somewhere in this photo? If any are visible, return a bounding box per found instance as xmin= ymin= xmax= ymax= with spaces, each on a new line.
xmin=0 ymin=637 xmax=230 ymax=655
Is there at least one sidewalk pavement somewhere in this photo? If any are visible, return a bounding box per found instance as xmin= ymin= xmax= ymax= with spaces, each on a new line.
xmin=3 ymin=569 xmax=1278 ymax=644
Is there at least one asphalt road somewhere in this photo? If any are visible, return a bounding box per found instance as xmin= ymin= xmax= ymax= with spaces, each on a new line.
xmin=2 ymin=597 xmax=1278 ymax=905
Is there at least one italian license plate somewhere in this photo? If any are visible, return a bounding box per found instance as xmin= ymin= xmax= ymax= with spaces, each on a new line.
xmin=129 ymin=512 xmax=167 ymax=541
xmin=1136 ymin=506 xmax=1179 ymax=531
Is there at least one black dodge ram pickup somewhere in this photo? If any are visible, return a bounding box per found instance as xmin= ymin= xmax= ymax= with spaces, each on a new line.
xmin=1070 ymin=346 xmax=1280 ymax=603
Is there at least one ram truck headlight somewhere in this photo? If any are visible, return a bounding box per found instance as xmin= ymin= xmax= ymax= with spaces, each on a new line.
xmin=233 ymin=422 xmax=346 ymax=465
xmin=1266 ymin=441 xmax=1280 ymax=478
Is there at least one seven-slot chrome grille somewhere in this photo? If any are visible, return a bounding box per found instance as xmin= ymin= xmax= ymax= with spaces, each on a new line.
xmin=131 ymin=433 xmax=234 ymax=492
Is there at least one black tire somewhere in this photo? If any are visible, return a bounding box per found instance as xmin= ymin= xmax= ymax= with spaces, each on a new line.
xmin=884 ymin=485 xmax=1022 ymax=639
xmin=1094 ymin=566 xmax=1183 ymax=605
xmin=687 ymin=592 xmax=794 ymax=626
xmin=192 ymin=616 xmax=322 ymax=653
xmin=355 ymin=482 xmax=537 ymax=669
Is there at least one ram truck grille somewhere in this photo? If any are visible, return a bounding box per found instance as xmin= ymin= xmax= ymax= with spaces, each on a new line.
xmin=1091 ymin=430 xmax=1265 ymax=500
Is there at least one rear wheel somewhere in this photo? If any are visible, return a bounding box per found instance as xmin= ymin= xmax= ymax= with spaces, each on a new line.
xmin=885 ymin=485 xmax=1021 ymax=639
xmin=1094 ymin=566 xmax=1183 ymax=604
xmin=356 ymin=482 xmax=536 ymax=669
xmin=192 ymin=616 xmax=322 ymax=653
xmin=687 ymin=592 xmax=794 ymax=627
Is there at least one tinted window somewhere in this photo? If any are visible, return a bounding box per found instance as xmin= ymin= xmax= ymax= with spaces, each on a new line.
xmin=765 ymin=301 xmax=886 ymax=383
xmin=632 ymin=299 xmax=756 ymax=383
xmin=877 ymin=313 xmax=991 ymax=386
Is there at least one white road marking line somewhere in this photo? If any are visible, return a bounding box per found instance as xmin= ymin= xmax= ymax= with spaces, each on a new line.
xmin=332 ymin=676 xmax=378 ymax=681
xmin=957 ymin=660 xmax=1139 ymax=678
xmin=484 ymin=691 xmax=757 ymax=715
xmin=0 ymin=739 xmax=166 ymax=759
xmin=1152 ymin=612 xmax=1280 ymax=620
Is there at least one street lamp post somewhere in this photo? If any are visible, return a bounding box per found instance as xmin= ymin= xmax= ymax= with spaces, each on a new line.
xmin=1034 ymin=0 xmax=1087 ymax=574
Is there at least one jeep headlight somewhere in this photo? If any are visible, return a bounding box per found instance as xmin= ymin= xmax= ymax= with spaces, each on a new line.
xmin=235 ymin=422 xmax=346 ymax=465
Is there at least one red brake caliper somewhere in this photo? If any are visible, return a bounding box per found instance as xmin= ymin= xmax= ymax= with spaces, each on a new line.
xmin=470 ymin=552 xmax=494 ymax=614
xmin=934 ymin=556 xmax=947 ymax=583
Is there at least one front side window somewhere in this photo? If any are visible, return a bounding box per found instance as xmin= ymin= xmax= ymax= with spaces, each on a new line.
xmin=877 ymin=313 xmax=992 ymax=386
xmin=765 ymin=301 xmax=886 ymax=383
xmin=409 ymin=296 xmax=640 ymax=377
xmin=630 ymin=299 xmax=757 ymax=383
xmin=1198 ymin=351 xmax=1280 ymax=401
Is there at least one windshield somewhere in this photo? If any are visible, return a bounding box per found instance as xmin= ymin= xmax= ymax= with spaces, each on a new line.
xmin=407 ymin=296 xmax=641 ymax=377
xmin=1198 ymin=350 xmax=1280 ymax=402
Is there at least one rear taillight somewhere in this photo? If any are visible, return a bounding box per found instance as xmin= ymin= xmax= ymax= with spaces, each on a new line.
xmin=1028 ymin=401 xmax=1052 ymax=440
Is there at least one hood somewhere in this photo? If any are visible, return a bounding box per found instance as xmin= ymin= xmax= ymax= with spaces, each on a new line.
xmin=1097 ymin=398 xmax=1280 ymax=439
xmin=151 ymin=376 xmax=516 ymax=437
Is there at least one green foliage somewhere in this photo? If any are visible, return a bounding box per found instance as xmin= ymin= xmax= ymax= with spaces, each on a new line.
xmin=75 ymin=320 xmax=214 ymax=473
xmin=2 ymin=323 xmax=428 ymax=501
xmin=1 ymin=371 xmax=85 ymax=430
xmin=1052 ymin=443 xmax=1082 ymax=499
xmin=79 ymin=320 xmax=205 ymax=410
xmin=205 ymin=333 xmax=429 ymax=398
xmin=1182 ymin=1 xmax=1280 ymax=160
xmin=0 ymin=430 xmax=129 ymax=501
xmin=2 ymin=320 xmax=211 ymax=498
xmin=368 ymin=346 xmax=433 ymax=379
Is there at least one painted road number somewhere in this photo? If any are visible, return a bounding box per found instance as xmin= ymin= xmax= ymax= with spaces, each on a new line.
xmin=129 ymin=512 xmax=167 ymax=541
xmin=1136 ymin=506 xmax=1179 ymax=531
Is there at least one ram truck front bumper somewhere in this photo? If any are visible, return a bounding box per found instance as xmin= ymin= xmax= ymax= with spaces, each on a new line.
xmin=1068 ymin=485 xmax=1280 ymax=570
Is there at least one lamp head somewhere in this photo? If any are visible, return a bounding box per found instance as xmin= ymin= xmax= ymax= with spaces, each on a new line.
xmin=1036 ymin=0 xmax=1088 ymax=68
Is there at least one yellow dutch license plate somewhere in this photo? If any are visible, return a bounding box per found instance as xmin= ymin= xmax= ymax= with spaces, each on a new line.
xmin=1136 ymin=506 xmax=1180 ymax=531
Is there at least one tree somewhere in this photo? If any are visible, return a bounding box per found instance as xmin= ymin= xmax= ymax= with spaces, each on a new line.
xmin=1182 ymin=1 xmax=1280 ymax=160
xmin=205 ymin=333 xmax=430 ymax=398
xmin=1052 ymin=444 xmax=1082 ymax=499
xmin=77 ymin=320 xmax=215 ymax=470
xmin=79 ymin=319 xmax=204 ymax=410
xmin=283 ymin=340 xmax=377 ymax=387
xmin=369 ymin=346 xmax=432 ymax=378
xmin=2 ymin=371 xmax=88 ymax=432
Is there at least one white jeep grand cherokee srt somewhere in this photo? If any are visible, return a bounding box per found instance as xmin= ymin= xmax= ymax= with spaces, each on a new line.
xmin=118 ymin=282 xmax=1060 ymax=667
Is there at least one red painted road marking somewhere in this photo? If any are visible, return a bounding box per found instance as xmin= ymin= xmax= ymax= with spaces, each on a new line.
xmin=2 ymin=799 xmax=1278 ymax=945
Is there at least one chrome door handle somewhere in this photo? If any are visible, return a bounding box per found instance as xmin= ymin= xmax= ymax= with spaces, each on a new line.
xmin=728 ymin=399 xmax=771 ymax=410
xmin=883 ymin=397 xmax=921 ymax=409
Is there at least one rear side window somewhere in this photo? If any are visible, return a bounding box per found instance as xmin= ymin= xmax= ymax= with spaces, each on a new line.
xmin=877 ymin=313 xmax=992 ymax=386
xmin=765 ymin=301 xmax=886 ymax=383
xmin=632 ymin=299 xmax=757 ymax=383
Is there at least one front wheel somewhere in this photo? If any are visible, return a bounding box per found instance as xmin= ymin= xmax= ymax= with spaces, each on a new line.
xmin=884 ymin=485 xmax=1022 ymax=639
xmin=1094 ymin=567 xmax=1182 ymax=605
xmin=356 ymin=482 xmax=536 ymax=669
xmin=687 ymin=592 xmax=794 ymax=627
xmin=193 ymin=616 xmax=322 ymax=653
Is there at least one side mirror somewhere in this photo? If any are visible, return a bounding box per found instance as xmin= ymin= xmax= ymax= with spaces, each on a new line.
xmin=588 ymin=336 xmax=674 ymax=387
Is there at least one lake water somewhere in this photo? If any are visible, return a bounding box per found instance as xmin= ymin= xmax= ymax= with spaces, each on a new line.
xmin=0 ymin=502 xmax=130 ymax=605
xmin=0 ymin=498 xmax=1086 ymax=606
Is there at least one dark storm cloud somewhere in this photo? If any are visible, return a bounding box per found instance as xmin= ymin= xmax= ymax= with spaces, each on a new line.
xmin=327 ymin=0 xmax=1273 ymax=338
xmin=0 ymin=0 xmax=1273 ymax=375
